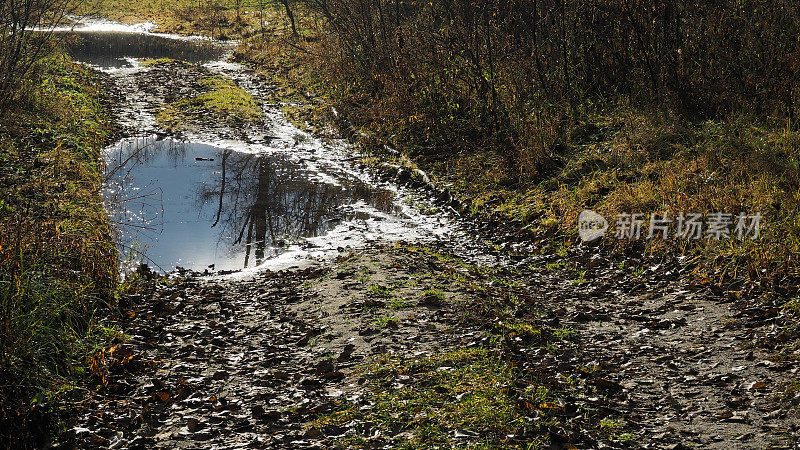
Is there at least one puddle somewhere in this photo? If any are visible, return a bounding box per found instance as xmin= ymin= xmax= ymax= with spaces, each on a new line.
xmin=54 ymin=30 xmax=226 ymax=69
xmin=105 ymin=136 xmax=408 ymax=273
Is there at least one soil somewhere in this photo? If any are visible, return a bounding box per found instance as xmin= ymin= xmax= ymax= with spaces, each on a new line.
xmin=57 ymin=240 xmax=800 ymax=449
xmin=60 ymin=248 xmax=488 ymax=449
xmin=54 ymin=44 xmax=800 ymax=449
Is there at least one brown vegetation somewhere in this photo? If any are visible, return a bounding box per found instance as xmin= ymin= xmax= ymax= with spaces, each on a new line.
xmin=233 ymin=1 xmax=800 ymax=299
xmin=0 ymin=52 xmax=118 ymax=447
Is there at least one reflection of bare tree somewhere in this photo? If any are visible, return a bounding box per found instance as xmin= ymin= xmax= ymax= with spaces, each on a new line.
xmin=108 ymin=137 xmax=404 ymax=271
xmin=105 ymin=137 xmax=191 ymax=272
xmin=197 ymin=149 xmax=410 ymax=268
xmin=106 ymin=136 xmax=189 ymax=181
xmin=211 ymin=149 xmax=231 ymax=228
xmin=199 ymin=152 xmax=350 ymax=267
xmin=105 ymin=137 xmax=191 ymax=226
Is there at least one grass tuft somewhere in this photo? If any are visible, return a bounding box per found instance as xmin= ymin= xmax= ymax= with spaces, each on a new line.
xmin=157 ymin=74 xmax=262 ymax=132
xmin=312 ymin=348 xmax=537 ymax=448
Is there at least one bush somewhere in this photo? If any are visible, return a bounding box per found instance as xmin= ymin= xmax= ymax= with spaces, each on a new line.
xmin=307 ymin=0 xmax=800 ymax=176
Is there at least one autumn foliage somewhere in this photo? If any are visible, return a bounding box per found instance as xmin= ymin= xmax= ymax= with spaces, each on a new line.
xmin=307 ymin=0 xmax=800 ymax=174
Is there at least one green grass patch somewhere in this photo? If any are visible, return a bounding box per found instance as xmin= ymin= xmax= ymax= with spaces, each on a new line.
xmin=0 ymin=52 xmax=119 ymax=445
xmin=374 ymin=314 xmax=400 ymax=329
xmin=367 ymin=283 xmax=393 ymax=298
xmin=387 ymin=297 xmax=409 ymax=309
xmin=312 ymin=348 xmax=541 ymax=448
xmin=139 ymin=57 xmax=180 ymax=67
xmin=419 ymin=287 xmax=446 ymax=305
xmin=157 ymin=74 xmax=262 ymax=132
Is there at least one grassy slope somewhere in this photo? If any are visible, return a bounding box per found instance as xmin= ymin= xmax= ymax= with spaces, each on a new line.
xmin=231 ymin=6 xmax=800 ymax=300
xmin=0 ymin=52 xmax=119 ymax=446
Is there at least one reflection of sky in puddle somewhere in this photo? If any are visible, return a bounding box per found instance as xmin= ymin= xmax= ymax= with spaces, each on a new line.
xmin=105 ymin=136 xmax=399 ymax=272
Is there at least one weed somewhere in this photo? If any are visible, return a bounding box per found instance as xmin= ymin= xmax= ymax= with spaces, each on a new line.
xmin=600 ymin=418 xmax=624 ymax=430
xmin=551 ymin=326 xmax=579 ymax=342
xmin=387 ymin=297 xmax=408 ymax=309
xmin=374 ymin=314 xmax=399 ymax=329
xmin=420 ymin=288 xmax=445 ymax=306
xmin=571 ymin=269 xmax=587 ymax=284
xmin=312 ymin=348 xmax=531 ymax=448
xmin=367 ymin=283 xmax=393 ymax=298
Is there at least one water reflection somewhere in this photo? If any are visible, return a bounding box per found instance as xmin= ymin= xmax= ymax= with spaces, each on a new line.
xmin=54 ymin=31 xmax=225 ymax=68
xmin=105 ymin=136 xmax=398 ymax=272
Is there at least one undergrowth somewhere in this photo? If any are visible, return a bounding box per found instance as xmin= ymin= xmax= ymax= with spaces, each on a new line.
xmin=229 ymin=5 xmax=800 ymax=300
xmin=0 ymin=51 xmax=119 ymax=446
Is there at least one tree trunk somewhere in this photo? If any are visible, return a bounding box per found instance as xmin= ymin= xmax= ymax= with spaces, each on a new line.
xmin=281 ymin=0 xmax=298 ymax=36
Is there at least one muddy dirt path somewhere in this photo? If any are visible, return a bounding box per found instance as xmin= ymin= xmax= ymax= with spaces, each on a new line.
xmin=63 ymin=243 xmax=800 ymax=449
xmin=65 ymin=249 xmax=490 ymax=449
xmin=56 ymin=23 xmax=800 ymax=449
xmin=517 ymin=244 xmax=800 ymax=448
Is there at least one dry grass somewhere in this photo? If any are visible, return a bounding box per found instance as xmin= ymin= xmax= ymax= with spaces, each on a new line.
xmin=0 ymin=53 xmax=118 ymax=446
xmin=427 ymin=110 xmax=800 ymax=290
xmin=231 ymin=6 xmax=330 ymax=129
xmin=84 ymin=0 xmax=279 ymax=38
xmin=231 ymin=6 xmax=800 ymax=296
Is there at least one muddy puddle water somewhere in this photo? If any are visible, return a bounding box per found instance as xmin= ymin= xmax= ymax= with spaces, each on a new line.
xmin=56 ymin=30 xmax=225 ymax=68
